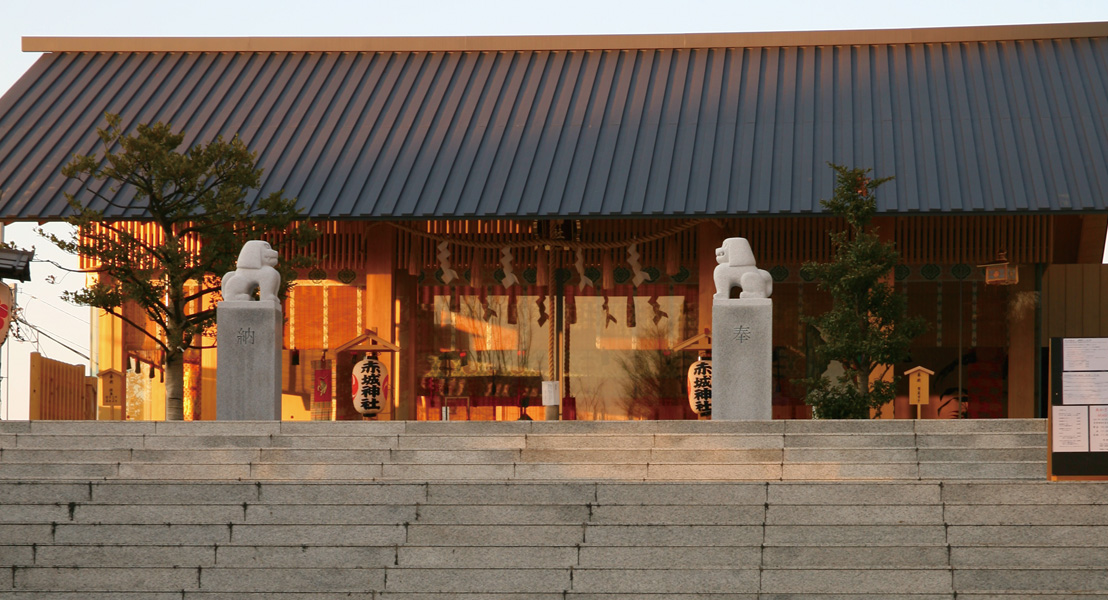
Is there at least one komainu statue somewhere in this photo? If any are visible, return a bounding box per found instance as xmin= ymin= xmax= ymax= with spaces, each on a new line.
xmin=221 ymin=240 xmax=281 ymax=305
xmin=713 ymin=237 xmax=773 ymax=299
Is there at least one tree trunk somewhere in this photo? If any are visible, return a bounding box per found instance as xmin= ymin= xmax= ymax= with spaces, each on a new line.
xmin=165 ymin=353 xmax=185 ymax=420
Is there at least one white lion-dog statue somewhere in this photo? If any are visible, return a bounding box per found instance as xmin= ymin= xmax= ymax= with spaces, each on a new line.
xmin=221 ymin=240 xmax=281 ymax=305
xmin=713 ymin=237 xmax=773 ymax=299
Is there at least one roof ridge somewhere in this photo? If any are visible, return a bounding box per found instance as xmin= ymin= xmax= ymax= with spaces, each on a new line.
xmin=23 ymin=21 xmax=1108 ymax=53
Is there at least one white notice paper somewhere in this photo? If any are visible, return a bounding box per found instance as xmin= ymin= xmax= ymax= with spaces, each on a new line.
xmin=1063 ymin=338 xmax=1108 ymax=372
xmin=1053 ymin=406 xmax=1089 ymax=453
xmin=1063 ymin=371 xmax=1108 ymax=405
xmin=541 ymin=381 xmax=560 ymax=406
xmin=1091 ymin=406 xmax=1108 ymax=452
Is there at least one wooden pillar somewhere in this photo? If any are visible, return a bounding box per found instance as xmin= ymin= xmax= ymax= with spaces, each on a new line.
xmin=697 ymin=222 xmax=726 ymax=334
xmin=364 ymin=226 xmax=397 ymax=418
xmin=199 ymin=344 xmax=218 ymax=420
xmin=394 ymin=272 xmax=419 ymax=421
xmin=1007 ymin=274 xmax=1037 ymax=418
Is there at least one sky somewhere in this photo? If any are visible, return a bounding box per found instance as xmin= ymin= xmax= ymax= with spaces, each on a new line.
xmin=1 ymin=0 xmax=1107 ymax=419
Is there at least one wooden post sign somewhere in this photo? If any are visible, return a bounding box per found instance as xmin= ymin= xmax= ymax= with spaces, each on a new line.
xmin=1048 ymin=338 xmax=1108 ymax=480
xmin=905 ymin=366 xmax=934 ymax=419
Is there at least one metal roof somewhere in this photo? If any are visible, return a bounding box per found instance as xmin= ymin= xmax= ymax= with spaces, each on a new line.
xmin=1 ymin=24 xmax=1107 ymax=220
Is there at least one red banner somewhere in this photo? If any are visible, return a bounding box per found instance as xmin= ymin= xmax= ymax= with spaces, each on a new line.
xmin=312 ymin=362 xmax=333 ymax=420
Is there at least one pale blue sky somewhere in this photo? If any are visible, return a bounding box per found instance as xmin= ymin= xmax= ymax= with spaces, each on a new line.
xmin=1 ymin=0 xmax=1107 ymax=418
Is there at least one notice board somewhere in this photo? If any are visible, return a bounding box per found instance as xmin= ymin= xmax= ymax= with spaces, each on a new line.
xmin=1049 ymin=337 xmax=1108 ymax=480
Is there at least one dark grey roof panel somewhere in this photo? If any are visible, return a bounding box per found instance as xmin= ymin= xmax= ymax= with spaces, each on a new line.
xmin=1 ymin=37 xmax=1107 ymax=220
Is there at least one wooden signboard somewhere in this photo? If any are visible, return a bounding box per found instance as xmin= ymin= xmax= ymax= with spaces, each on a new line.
xmin=905 ymin=366 xmax=934 ymax=420
xmin=906 ymin=367 xmax=933 ymax=406
xmin=1048 ymin=337 xmax=1108 ymax=480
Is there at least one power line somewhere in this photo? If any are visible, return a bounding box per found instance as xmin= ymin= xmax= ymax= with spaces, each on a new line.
xmin=14 ymin=315 xmax=89 ymax=360
xmin=19 ymin=293 xmax=89 ymax=325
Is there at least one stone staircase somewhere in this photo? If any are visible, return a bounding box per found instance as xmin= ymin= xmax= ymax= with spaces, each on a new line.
xmin=1 ymin=418 xmax=1105 ymax=598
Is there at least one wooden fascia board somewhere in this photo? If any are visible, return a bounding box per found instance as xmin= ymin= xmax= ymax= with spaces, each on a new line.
xmin=23 ymin=22 xmax=1108 ymax=54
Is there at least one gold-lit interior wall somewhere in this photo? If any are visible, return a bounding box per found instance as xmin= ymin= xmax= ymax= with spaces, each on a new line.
xmin=88 ymin=215 xmax=1060 ymax=420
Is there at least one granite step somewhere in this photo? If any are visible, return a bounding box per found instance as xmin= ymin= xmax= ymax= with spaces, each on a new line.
xmin=0 ymin=420 xmax=1049 ymax=483
xmin=1 ymin=476 xmax=1107 ymax=597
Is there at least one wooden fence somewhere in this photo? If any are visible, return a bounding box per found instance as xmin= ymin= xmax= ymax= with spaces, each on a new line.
xmin=28 ymin=353 xmax=97 ymax=420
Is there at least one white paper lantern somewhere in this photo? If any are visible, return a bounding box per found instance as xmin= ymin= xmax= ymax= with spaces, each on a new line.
xmin=351 ymin=355 xmax=389 ymax=416
xmin=687 ymin=359 xmax=712 ymax=417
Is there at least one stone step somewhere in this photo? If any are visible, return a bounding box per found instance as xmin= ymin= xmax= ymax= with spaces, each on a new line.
xmin=0 ymin=461 xmax=1046 ymax=481
xmin=1 ymin=481 xmax=1106 ymax=597
xmin=0 ymin=430 xmax=1048 ymax=445
xmin=4 ymin=420 xmax=1104 ymax=598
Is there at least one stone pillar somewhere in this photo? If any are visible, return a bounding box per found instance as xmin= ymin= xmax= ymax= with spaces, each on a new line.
xmin=216 ymin=240 xmax=284 ymax=420
xmin=216 ymin=302 xmax=282 ymax=420
xmin=712 ymin=298 xmax=773 ymax=420
xmin=709 ymin=237 xmax=774 ymax=420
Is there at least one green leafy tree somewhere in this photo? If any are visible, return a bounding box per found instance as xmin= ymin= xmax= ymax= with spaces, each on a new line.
xmin=45 ymin=114 xmax=317 ymax=420
xmin=801 ymin=164 xmax=926 ymax=419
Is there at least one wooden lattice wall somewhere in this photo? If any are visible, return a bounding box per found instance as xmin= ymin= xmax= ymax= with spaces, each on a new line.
xmin=81 ymin=214 xmax=1055 ymax=274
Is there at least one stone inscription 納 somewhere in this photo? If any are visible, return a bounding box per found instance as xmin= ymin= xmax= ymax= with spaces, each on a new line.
xmin=237 ymin=328 xmax=255 ymax=345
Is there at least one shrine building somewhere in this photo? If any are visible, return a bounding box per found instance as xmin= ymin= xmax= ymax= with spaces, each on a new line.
xmin=0 ymin=22 xmax=1106 ymax=421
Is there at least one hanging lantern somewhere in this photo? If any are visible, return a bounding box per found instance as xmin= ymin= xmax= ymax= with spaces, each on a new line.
xmin=351 ymin=354 xmax=389 ymax=416
xmin=0 ymin=283 xmax=12 ymax=347
xmin=687 ymin=359 xmax=712 ymax=417
xmin=980 ymin=251 xmax=1018 ymax=285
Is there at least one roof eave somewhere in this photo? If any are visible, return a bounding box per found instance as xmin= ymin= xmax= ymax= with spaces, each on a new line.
xmin=22 ymin=21 xmax=1108 ymax=54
